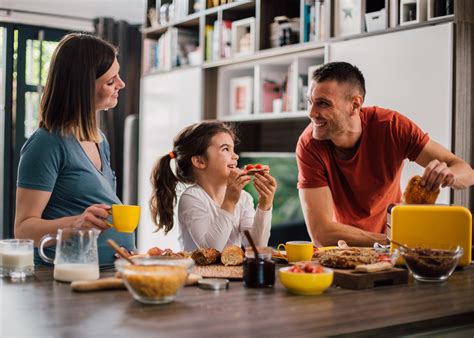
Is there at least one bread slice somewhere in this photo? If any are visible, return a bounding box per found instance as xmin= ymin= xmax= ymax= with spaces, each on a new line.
xmin=243 ymin=164 xmax=270 ymax=176
xmin=403 ymin=175 xmax=440 ymax=204
xmin=221 ymin=245 xmax=245 ymax=266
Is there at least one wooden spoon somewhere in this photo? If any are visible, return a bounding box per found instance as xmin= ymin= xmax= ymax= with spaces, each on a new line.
xmin=107 ymin=239 xmax=136 ymax=265
xmin=244 ymin=230 xmax=260 ymax=260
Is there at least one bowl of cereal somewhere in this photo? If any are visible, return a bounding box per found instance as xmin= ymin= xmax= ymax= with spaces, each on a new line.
xmin=115 ymin=256 xmax=194 ymax=304
xmin=399 ymin=246 xmax=463 ymax=282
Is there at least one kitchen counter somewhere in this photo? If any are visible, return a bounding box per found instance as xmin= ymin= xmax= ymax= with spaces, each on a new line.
xmin=2 ymin=266 xmax=474 ymax=337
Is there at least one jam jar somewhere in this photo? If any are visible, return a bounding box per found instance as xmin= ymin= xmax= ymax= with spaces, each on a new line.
xmin=243 ymin=247 xmax=275 ymax=288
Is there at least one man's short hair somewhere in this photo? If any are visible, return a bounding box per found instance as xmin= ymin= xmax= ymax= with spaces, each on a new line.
xmin=312 ymin=62 xmax=366 ymax=99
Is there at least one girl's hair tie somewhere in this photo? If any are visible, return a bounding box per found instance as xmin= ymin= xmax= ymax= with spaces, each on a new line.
xmin=169 ymin=151 xmax=175 ymax=159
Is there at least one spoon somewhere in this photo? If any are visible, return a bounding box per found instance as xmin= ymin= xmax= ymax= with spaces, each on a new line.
xmin=389 ymin=239 xmax=414 ymax=251
xmin=244 ymin=230 xmax=260 ymax=260
xmin=107 ymin=239 xmax=136 ymax=265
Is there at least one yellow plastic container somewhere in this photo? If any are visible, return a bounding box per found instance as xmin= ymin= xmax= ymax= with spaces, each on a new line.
xmin=387 ymin=204 xmax=472 ymax=266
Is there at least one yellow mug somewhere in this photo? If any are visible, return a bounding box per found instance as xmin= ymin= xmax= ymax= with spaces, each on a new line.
xmin=107 ymin=204 xmax=141 ymax=233
xmin=277 ymin=241 xmax=314 ymax=263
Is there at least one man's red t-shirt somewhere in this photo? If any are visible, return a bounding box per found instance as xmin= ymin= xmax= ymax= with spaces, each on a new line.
xmin=296 ymin=106 xmax=429 ymax=234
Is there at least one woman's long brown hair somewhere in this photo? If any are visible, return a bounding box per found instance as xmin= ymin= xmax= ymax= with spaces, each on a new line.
xmin=150 ymin=121 xmax=236 ymax=233
xmin=39 ymin=33 xmax=117 ymax=142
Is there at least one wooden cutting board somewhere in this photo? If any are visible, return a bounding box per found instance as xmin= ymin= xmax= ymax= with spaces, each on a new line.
xmin=193 ymin=264 xmax=243 ymax=280
xmin=332 ymin=267 xmax=408 ymax=290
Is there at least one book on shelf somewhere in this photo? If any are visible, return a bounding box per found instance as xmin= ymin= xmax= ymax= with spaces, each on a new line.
xmin=303 ymin=0 xmax=326 ymax=43
xmin=174 ymin=0 xmax=190 ymax=21
xmin=142 ymin=38 xmax=158 ymax=74
xmin=212 ymin=20 xmax=221 ymax=61
xmin=207 ymin=0 xmax=234 ymax=9
xmin=315 ymin=0 xmax=325 ymax=42
xmin=210 ymin=20 xmax=232 ymax=61
xmin=282 ymin=63 xmax=296 ymax=112
xmin=222 ymin=20 xmax=232 ymax=59
xmin=143 ymin=27 xmax=199 ymax=73
xmin=205 ymin=25 xmax=214 ymax=61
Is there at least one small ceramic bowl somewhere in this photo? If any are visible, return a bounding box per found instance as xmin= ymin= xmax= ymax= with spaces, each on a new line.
xmin=279 ymin=265 xmax=333 ymax=295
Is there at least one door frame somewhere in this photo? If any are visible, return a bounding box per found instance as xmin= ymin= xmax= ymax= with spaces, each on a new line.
xmin=1 ymin=23 xmax=14 ymax=239
xmin=1 ymin=23 xmax=68 ymax=239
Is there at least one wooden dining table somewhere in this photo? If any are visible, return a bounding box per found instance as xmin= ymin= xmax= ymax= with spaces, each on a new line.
xmin=2 ymin=265 xmax=474 ymax=337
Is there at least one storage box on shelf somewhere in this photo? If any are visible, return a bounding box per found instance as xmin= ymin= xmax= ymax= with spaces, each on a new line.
xmin=364 ymin=0 xmax=388 ymax=32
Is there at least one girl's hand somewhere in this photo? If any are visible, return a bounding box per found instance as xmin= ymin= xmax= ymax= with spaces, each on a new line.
xmin=222 ymin=169 xmax=251 ymax=212
xmin=254 ymin=172 xmax=277 ymax=211
xmin=73 ymin=204 xmax=111 ymax=231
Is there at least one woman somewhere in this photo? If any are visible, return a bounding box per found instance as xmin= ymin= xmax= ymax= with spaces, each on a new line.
xmin=14 ymin=33 xmax=134 ymax=267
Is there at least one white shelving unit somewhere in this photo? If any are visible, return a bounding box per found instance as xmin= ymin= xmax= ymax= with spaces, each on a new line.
xmin=138 ymin=0 xmax=457 ymax=251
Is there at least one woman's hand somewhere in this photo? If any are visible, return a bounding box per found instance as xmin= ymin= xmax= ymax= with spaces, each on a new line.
xmin=254 ymin=172 xmax=277 ymax=211
xmin=73 ymin=204 xmax=111 ymax=231
xmin=222 ymin=169 xmax=251 ymax=213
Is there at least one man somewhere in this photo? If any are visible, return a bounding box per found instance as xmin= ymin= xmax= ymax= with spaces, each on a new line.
xmin=297 ymin=62 xmax=473 ymax=247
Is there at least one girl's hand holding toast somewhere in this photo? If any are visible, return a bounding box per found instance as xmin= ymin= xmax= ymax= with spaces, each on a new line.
xmin=222 ymin=169 xmax=252 ymax=213
xmin=253 ymin=172 xmax=277 ymax=211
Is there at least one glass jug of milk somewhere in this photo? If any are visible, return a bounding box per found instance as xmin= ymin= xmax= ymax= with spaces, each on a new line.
xmin=38 ymin=227 xmax=100 ymax=282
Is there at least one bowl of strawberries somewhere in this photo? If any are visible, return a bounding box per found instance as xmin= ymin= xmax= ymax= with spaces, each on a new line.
xmin=279 ymin=262 xmax=333 ymax=295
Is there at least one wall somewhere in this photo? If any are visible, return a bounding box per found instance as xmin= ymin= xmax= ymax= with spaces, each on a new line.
xmin=137 ymin=67 xmax=202 ymax=252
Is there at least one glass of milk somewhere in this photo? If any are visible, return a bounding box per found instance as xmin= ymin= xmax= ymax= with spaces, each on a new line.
xmin=0 ymin=239 xmax=34 ymax=278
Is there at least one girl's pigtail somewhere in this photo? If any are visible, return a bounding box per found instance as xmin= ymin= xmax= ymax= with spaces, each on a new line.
xmin=149 ymin=153 xmax=179 ymax=233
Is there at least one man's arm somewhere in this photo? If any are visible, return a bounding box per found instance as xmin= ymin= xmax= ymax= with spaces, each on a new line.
xmin=415 ymin=140 xmax=474 ymax=191
xmin=299 ymin=187 xmax=386 ymax=247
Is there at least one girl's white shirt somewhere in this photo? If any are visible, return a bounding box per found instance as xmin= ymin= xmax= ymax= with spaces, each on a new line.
xmin=177 ymin=184 xmax=272 ymax=252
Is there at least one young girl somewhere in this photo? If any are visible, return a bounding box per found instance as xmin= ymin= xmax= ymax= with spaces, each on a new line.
xmin=150 ymin=121 xmax=277 ymax=252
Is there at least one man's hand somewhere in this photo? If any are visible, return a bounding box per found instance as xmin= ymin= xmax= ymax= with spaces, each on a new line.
xmin=421 ymin=159 xmax=455 ymax=191
xmin=415 ymin=139 xmax=473 ymax=190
